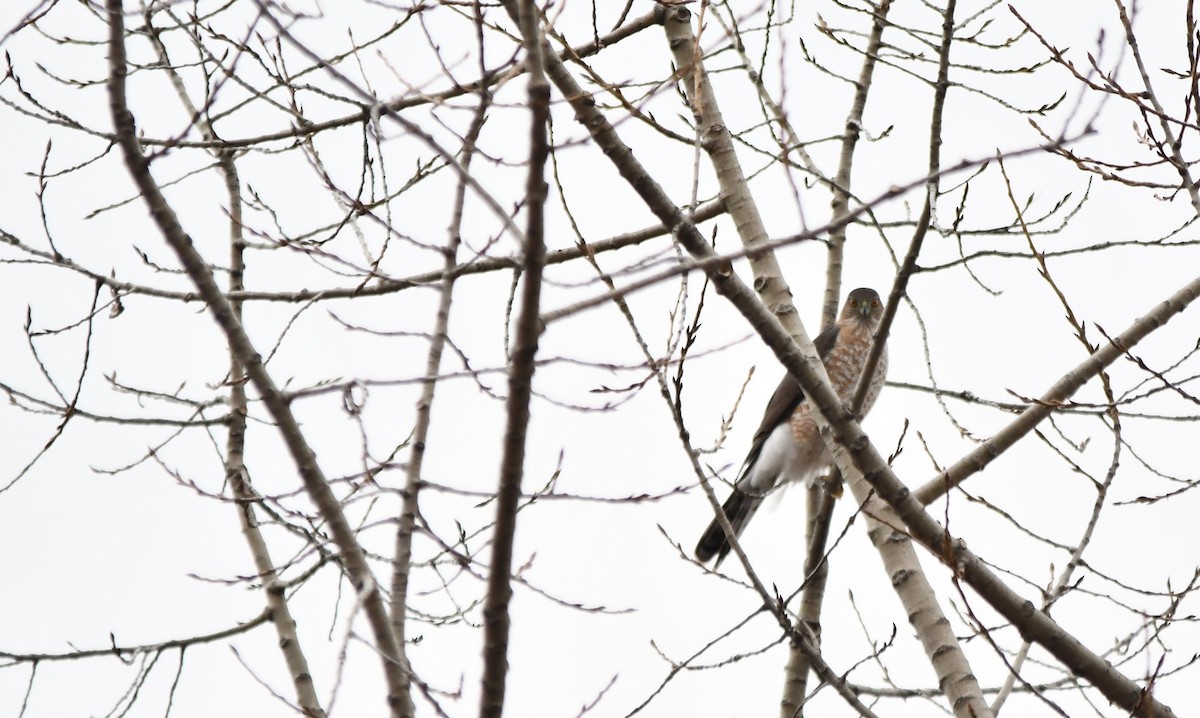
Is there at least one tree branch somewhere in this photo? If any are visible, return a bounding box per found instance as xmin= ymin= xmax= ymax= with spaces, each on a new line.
xmin=104 ymin=3 xmax=413 ymax=715
xmin=478 ymin=1 xmax=549 ymax=715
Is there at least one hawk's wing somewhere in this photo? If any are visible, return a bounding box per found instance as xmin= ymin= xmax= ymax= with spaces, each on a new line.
xmin=736 ymin=323 xmax=841 ymax=483
xmin=694 ymin=324 xmax=843 ymax=564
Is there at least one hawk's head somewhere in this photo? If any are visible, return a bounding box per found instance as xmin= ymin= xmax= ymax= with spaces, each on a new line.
xmin=843 ymin=287 xmax=883 ymax=325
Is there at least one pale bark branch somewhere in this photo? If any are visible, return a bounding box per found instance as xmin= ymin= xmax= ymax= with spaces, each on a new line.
xmin=914 ymin=277 xmax=1200 ymax=506
xmin=526 ymin=10 xmax=879 ymax=715
xmin=736 ymin=260 xmax=1190 ymax=717
xmin=219 ymin=92 xmax=327 ymax=718
xmin=821 ymin=0 xmax=894 ymax=329
xmin=661 ymin=7 xmax=812 ymax=348
xmin=533 ymin=4 xmax=1186 ymax=711
xmin=104 ymin=3 xmax=414 ymax=716
xmin=785 ymin=3 xmax=899 ymax=712
xmin=390 ymin=38 xmax=491 ymax=718
xmin=916 ymin=0 xmax=1200 ymax=505
xmin=766 ymin=310 xmax=1189 ymax=718
xmin=142 ymin=16 xmax=326 ymax=714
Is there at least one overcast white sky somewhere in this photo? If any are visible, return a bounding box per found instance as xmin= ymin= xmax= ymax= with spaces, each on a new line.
xmin=1 ymin=1 xmax=1198 ymax=717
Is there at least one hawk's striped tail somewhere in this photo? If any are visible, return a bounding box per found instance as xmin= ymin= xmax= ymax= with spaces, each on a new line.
xmin=694 ymin=488 xmax=763 ymax=566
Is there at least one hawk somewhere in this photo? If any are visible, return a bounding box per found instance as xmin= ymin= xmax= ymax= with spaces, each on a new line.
xmin=695 ymin=287 xmax=888 ymax=565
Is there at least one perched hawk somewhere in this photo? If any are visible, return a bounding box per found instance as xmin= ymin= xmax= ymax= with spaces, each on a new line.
xmin=695 ymin=287 xmax=888 ymax=565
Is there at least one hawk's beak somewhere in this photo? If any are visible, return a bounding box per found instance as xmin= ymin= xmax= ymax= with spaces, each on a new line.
xmin=858 ymin=303 xmax=874 ymax=320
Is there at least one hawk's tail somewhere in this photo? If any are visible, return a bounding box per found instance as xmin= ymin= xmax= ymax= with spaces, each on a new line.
xmin=694 ymin=488 xmax=763 ymax=566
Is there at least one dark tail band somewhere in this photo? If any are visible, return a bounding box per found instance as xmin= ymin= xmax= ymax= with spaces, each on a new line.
xmin=695 ymin=488 xmax=762 ymax=566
